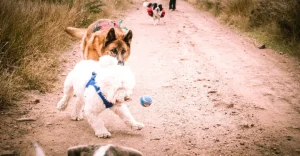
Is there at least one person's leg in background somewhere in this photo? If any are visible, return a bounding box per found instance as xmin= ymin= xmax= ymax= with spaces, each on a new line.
xmin=173 ymin=0 xmax=176 ymax=10
xmin=169 ymin=0 xmax=173 ymax=10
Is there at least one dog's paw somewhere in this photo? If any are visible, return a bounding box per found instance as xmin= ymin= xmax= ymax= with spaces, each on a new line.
xmin=131 ymin=122 xmax=145 ymax=130
xmin=70 ymin=109 xmax=84 ymax=121
xmin=71 ymin=115 xmax=83 ymax=121
xmin=95 ymin=130 xmax=111 ymax=138
xmin=57 ymin=99 xmax=67 ymax=111
xmin=71 ymin=114 xmax=83 ymax=121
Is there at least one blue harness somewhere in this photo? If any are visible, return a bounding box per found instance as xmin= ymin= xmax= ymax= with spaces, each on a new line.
xmin=85 ymin=72 xmax=113 ymax=108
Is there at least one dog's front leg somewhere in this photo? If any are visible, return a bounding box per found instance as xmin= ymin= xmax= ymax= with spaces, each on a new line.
xmin=110 ymin=104 xmax=144 ymax=130
xmin=85 ymin=111 xmax=111 ymax=138
xmin=71 ymin=96 xmax=84 ymax=121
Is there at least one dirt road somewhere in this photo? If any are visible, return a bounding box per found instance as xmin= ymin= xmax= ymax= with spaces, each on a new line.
xmin=1 ymin=0 xmax=300 ymax=155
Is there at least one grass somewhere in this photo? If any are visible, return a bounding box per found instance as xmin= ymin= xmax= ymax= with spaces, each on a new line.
xmin=0 ymin=0 xmax=135 ymax=107
xmin=186 ymin=0 xmax=300 ymax=57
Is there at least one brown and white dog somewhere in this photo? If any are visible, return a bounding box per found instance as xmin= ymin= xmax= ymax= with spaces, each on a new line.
xmin=65 ymin=19 xmax=132 ymax=65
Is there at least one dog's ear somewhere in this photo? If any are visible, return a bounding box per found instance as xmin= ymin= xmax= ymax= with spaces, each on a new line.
xmin=153 ymin=3 xmax=157 ymax=9
xmin=147 ymin=2 xmax=152 ymax=7
xmin=92 ymin=35 xmax=101 ymax=53
xmin=106 ymin=145 xmax=142 ymax=156
xmin=158 ymin=4 xmax=163 ymax=11
xmin=123 ymin=30 xmax=133 ymax=46
xmin=105 ymin=28 xmax=116 ymax=46
xmin=32 ymin=142 xmax=46 ymax=156
xmin=67 ymin=145 xmax=100 ymax=156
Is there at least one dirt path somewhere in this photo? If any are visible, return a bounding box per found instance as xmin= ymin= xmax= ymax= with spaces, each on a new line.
xmin=1 ymin=0 xmax=300 ymax=155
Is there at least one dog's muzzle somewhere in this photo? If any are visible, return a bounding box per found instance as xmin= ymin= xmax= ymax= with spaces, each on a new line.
xmin=118 ymin=61 xmax=124 ymax=66
xmin=154 ymin=8 xmax=159 ymax=13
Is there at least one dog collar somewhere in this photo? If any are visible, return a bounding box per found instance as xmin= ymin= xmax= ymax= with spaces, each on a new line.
xmin=85 ymin=72 xmax=113 ymax=108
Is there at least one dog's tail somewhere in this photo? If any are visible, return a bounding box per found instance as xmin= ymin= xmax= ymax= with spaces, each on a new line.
xmin=143 ymin=2 xmax=152 ymax=7
xmin=33 ymin=142 xmax=46 ymax=156
xmin=65 ymin=27 xmax=87 ymax=39
xmin=67 ymin=145 xmax=100 ymax=156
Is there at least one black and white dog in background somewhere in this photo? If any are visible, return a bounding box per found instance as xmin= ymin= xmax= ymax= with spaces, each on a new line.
xmin=143 ymin=2 xmax=165 ymax=25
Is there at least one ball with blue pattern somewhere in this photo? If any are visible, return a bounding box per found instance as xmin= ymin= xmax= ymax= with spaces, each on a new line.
xmin=140 ymin=95 xmax=152 ymax=107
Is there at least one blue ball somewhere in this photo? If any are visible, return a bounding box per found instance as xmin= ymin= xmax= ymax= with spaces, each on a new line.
xmin=140 ymin=95 xmax=152 ymax=107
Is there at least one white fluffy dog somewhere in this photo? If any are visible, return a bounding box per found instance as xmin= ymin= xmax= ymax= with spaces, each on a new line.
xmin=57 ymin=56 xmax=144 ymax=138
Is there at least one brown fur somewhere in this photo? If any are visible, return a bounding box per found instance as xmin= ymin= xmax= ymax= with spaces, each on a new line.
xmin=65 ymin=19 xmax=132 ymax=65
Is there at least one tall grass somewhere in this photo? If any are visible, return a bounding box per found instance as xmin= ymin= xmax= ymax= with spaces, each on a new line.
xmin=186 ymin=0 xmax=300 ymax=56
xmin=0 ymin=0 xmax=134 ymax=107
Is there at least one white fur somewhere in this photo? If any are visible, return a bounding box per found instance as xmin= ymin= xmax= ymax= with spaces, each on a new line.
xmin=152 ymin=7 xmax=162 ymax=26
xmin=57 ymin=55 xmax=144 ymax=138
xmin=94 ymin=144 xmax=143 ymax=156
xmin=33 ymin=142 xmax=46 ymax=156
xmin=94 ymin=144 xmax=111 ymax=156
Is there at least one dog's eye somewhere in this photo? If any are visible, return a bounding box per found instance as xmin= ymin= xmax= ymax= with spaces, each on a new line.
xmin=111 ymin=49 xmax=117 ymax=54
xmin=121 ymin=49 xmax=126 ymax=54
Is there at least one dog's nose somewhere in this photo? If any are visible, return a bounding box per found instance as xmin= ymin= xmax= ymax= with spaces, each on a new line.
xmin=117 ymin=61 xmax=124 ymax=66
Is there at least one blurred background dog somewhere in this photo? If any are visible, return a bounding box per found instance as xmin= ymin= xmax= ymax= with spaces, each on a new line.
xmin=143 ymin=2 xmax=165 ymax=25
